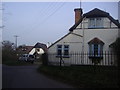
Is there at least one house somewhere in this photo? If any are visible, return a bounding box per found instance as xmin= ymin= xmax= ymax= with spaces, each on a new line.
xmin=32 ymin=42 xmax=47 ymax=59
xmin=48 ymin=8 xmax=120 ymax=66
xmin=17 ymin=42 xmax=47 ymax=57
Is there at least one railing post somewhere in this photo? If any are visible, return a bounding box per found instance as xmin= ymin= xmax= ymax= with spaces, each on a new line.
xmin=60 ymin=54 xmax=62 ymax=67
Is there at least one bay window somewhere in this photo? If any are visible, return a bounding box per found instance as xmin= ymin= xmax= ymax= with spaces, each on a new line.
xmin=88 ymin=38 xmax=104 ymax=58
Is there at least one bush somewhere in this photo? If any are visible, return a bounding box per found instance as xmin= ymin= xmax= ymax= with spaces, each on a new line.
xmin=2 ymin=49 xmax=18 ymax=64
xmin=111 ymin=38 xmax=120 ymax=66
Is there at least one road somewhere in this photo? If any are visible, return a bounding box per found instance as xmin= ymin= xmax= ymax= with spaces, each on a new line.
xmin=2 ymin=65 xmax=73 ymax=88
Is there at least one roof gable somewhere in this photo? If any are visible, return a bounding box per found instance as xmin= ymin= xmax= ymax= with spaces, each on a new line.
xmin=69 ymin=8 xmax=120 ymax=31
xmin=88 ymin=37 xmax=104 ymax=44
xmin=33 ymin=42 xmax=47 ymax=53
xmin=84 ymin=8 xmax=109 ymax=18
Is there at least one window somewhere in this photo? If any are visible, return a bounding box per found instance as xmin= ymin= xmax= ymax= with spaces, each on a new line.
xmin=56 ymin=45 xmax=69 ymax=58
xmin=88 ymin=18 xmax=103 ymax=28
xmin=88 ymin=38 xmax=104 ymax=58
xmin=57 ymin=45 xmax=62 ymax=56
xmin=89 ymin=44 xmax=103 ymax=58
xmin=64 ymin=45 xmax=69 ymax=57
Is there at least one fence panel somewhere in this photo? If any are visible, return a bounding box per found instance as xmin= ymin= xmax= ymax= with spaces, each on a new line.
xmin=48 ymin=51 xmax=117 ymax=66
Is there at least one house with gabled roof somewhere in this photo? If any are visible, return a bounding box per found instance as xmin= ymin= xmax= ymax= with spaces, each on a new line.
xmin=48 ymin=8 xmax=120 ymax=66
xmin=17 ymin=42 xmax=47 ymax=56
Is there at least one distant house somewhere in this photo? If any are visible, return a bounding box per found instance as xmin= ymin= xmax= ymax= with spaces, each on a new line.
xmin=17 ymin=42 xmax=47 ymax=56
xmin=48 ymin=8 xmax=120 ymax=66
xmin=32 ymin=43 xmax=47 ymax=59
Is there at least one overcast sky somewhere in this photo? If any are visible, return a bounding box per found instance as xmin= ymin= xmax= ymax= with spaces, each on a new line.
xmin=2 ymin=2 xmax=119 ymax=46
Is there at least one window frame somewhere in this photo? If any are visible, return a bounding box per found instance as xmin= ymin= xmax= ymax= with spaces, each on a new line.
xmin=56 ymin=45 xmax=62 ymax=57
xmin=89 ymin=43 xmax=103 ymax=58
xmin=56 ymin=45 xmax=70 ymax=58
xmin=88 ymin=17 xmax=103 ymax=28
xmin=63 ymin=45 xmax=69 ymax=58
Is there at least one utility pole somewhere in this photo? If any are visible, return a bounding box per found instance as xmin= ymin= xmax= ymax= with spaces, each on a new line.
xmin=14 ymin=35 xmax=19 ymax=50
xmin=0 ymin=2 xmax=4 ymax=29
xmin=80 ymin=0 xmax=81 ymax=8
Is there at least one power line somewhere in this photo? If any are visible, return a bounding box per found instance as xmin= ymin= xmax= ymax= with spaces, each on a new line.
xmin=31 ymin=2 xmax=62 ymax=26
xmin=33 ymin=2 xmax=66 ymax=28
xmin=40 ymin=2 xmax=65 ymax=24
xmin=25 ymin=2 xmax=66 ymax=33
xmin=22 ymin=2 xmax=59 ymax=32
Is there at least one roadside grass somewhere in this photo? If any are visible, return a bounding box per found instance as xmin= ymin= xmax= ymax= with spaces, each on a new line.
xmin=37 ymin=65 xmax=118 ymax=88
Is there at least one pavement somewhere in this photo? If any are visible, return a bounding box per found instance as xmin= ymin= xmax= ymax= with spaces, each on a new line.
xmin=2 ymin=65 xmax=74 ymax=88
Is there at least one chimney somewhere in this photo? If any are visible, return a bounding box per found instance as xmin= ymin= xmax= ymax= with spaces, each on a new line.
xmin=74 ymin=8 xmax=83 ymax=24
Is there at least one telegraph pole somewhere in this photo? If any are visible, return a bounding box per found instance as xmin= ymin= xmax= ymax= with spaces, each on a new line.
xmin=14 ymin=35 xmax=19 ymax=50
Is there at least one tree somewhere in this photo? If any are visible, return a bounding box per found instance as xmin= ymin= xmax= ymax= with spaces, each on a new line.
xmin=2 ymin=40 xmax=14 ymax=50
xmin=111 ymin=38 xmax=120 ymax=66
xmin=2 ymin=40 xmax=17 ymax=63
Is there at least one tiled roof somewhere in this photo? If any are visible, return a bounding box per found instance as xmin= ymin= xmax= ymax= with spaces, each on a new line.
xmin=88 ymin=37 xmax=104 ymax=44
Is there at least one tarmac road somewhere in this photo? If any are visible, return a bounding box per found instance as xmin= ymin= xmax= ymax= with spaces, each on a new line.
xmin=2 ymin=65 xmax=73 ymax=88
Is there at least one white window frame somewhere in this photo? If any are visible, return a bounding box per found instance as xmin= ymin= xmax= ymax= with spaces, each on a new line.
xmin=88 ymin=17 xmax=103 ymax=28
xmin=63 ymin=45 xmax=69 ymax=57
xmin=57 ymin=45 xmax=62 ymax=56
xmin=89 ymin=44 xmax=103 ymax=58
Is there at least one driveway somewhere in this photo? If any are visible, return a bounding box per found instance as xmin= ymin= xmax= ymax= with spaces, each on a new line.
xmin=2 ymin=65 xmax=73 ymax=88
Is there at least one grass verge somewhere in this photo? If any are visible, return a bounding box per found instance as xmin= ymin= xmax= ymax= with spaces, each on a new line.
xmin=37 ymin=65 xmax=118 ymax=88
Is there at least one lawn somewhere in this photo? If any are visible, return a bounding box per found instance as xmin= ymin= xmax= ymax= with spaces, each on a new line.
xmin=37 ymin=65 xmax=118 ymax=88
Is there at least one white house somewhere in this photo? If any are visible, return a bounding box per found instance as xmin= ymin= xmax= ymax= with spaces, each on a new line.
xmin=48 ymin=8 xmax=120 ymax=66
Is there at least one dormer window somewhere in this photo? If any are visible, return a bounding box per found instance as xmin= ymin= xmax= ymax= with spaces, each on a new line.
xmin=88 ymin=17 xmax=103 ymax=28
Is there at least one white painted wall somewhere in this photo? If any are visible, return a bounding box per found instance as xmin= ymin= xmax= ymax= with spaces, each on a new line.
xmin=48 ymin=33 xmax=83 ymax=53
xmin=48 ymin=17 xmax=119 ymax=66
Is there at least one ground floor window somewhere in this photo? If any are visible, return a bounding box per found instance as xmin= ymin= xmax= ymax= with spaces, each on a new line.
xmin=56 ymin=44 xmax=69 ymax=58
xmin=64 ymin=45 xmax=69 ymax=57
xmin=89 ymin=44 xmax=103 ymax=58
xmin=88 ymin=37 xmax=104 ymax=58
xmin=57 ymin=45 xmax=62 ymax=56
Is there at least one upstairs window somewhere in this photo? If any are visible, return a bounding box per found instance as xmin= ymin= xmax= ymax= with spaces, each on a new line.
xmin=88 ymin=18 xmax=103 ymax=28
